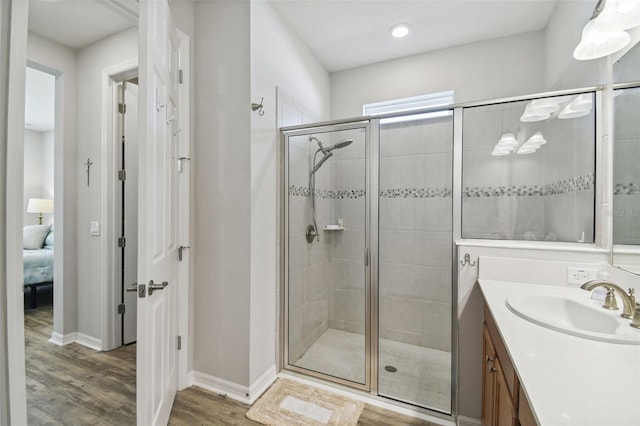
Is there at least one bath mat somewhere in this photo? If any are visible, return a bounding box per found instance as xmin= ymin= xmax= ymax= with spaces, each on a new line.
xmin=246 ymin=378 xmax=364 ymax=425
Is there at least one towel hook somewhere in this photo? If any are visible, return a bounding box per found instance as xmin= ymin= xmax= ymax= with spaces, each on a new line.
xmin=251 ymin=97 xmax=265 ymax=116
xmin=460 ymin=253 xmax=476 ymax=267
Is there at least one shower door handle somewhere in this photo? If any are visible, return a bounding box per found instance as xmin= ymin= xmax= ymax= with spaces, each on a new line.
xmin=364 ymin=247 xmax=369 ymax=266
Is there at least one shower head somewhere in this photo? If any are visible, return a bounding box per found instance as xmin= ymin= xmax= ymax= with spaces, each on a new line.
xmin=329 ymin=138 xmax=353 ymax=151
xmin=309 ymin=136 xmax=353 ymax=154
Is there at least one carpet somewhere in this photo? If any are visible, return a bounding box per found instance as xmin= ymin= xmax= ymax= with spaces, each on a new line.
xmin=246 ymin=378 xmax=364 ymax=425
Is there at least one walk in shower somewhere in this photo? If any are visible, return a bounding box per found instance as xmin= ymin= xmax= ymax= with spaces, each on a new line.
xmin=281 ymin=88 xmax=597 ymax=417
xmin=282 ymin=111 xmax=454 ymax=414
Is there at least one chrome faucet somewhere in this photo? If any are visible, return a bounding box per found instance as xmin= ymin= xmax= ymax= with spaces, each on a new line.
xmin=580 ymin=280 xmax=635 ymax=319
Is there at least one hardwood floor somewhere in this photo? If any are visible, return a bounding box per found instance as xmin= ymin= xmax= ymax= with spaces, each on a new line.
xmin=25 ymin=304 xmax=136 ymax=425
xmin=25 ymin=304 xmax=436 ymax=425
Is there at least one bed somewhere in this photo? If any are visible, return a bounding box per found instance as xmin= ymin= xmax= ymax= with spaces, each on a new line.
xmin=23 ymin=224 xmax=54 ymax=309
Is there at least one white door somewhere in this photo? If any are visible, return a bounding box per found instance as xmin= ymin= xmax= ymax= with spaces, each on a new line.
xmin=137 ymin=0 xmax=180 ymax=424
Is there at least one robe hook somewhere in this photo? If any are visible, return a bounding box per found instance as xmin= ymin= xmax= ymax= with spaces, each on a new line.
xmin=251 ymin=98 xmax=265 ymax=116
xmin=460 ymin=253 xmax=476 ymax=267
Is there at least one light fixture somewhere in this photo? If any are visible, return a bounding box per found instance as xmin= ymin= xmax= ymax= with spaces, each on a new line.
xmin=27 ymin=198 xmax=54 ymax=224
xmin=491 ymin=133 xmax=518 ymax=156
xmin=573 ymin=0 xmax=637 ymax=61
xmin=390 ymin=23 xmax=410 ymax=39
xmin=595 ymin=0 xmax=640 ymax=32
xmin=516 ymin=132 xmax=547 ymax=155
xmin=558 ymin=94 xmax=593 ymax=119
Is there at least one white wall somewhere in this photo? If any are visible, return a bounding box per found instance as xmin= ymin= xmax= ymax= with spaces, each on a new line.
xmin=27 ymin=31 xmax=78 ymax=337
xmin=193 ymin=0 xmax=252 ymax=387
xmin=23 ymin=129 xmax=54 ymax=226
xmin=249 ymin=0 xmax=330 ymax=386
xmin=330 ymin=31 xmax=546 ymax=119
xmin=23 ymin=130 xmax=44 ymax=226
xmin=75 ymin=27 xmax=137 ymax=343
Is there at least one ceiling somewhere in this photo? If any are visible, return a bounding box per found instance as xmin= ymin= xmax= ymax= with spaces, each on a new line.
xmin=28 ymin=0 xmax=137 ymax=50
xmin=269 ymin=0 xmax=561 ymax=72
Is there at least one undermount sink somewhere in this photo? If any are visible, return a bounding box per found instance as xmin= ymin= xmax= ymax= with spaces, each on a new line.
xmin=506 ymin=294 xmax=640 ymax=345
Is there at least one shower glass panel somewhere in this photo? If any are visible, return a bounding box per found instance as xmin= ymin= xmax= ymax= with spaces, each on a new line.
xmin=462 ymin=93 xmax=596 ymax=243
xmin=378 ymin=112 xmax=454 ymax=413
xmin=286 ymin=126 xmax=368 ymax=386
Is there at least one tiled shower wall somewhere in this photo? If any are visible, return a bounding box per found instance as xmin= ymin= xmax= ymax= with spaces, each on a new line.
xmin=462 ymin=97 xmax=595 ymax=242
xmin=287 ymin=132 xmax=335 ymax=363
xmin=378 ymin=117 xmax=453 ymax=352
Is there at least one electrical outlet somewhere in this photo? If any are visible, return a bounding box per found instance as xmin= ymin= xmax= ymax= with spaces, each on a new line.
xmin=567 ymin=267 xmax=598 ymax=284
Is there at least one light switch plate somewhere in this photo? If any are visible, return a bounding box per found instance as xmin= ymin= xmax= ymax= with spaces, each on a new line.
xmin=90 ymin=221 xmax=100 ymax=236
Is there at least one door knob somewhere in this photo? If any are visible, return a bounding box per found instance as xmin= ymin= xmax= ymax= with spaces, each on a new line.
xmin=148 ymin=280 xmax=168 ymax=295
xmin=126 ymin=284 xmax=138 ymax=293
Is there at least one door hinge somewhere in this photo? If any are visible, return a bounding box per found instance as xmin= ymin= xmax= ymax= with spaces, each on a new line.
xmin=177 ymin=335 xmax=182 ymax=350
xmin=179 ymin=69 xmax=183 ymax=84
xmin=119 ymin=102 xmax=127 ymax=114
xmin=117 ymin=303 xmax=126 ymax=314
xmin=118 ymin=237 xmax=126 ymax=248
xmin=118 ymin=170 xmax=127 ymax=181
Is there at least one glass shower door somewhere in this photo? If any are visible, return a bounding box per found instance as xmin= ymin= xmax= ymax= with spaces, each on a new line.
xmin=377 ymin=112 xmax=454 ymax=413
xmin=285 ymin=124 xmax=369 ymax=387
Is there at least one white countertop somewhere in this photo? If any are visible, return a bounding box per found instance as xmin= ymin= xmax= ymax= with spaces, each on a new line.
xmin=479 ymin=279 xmax=640 ymax=426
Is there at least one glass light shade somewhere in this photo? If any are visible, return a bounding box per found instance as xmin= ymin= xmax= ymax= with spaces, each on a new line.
xmin=491 ymin=149 xmax=512 ymax=156
xmin=525 ymin=132 xmax=547 ymax=146
xmin=27 ymin=198 xmax=54 ymax=214
xmin=526 ymin=99 xmax=560 ymax=114
xmin=558 ymin=105 xmax=591 ymax=119
xmin=594 ymin=0 xmax=640 ymax=31
xmin=574 ymin=19 xmax=631 ymax=60
xmin=517 ymin=147 xmax=538 ymax=154
xmin=520 ymin=111 xmax=551 ymax=122
xmin=497 ymin=133 xmax=518 ymax=147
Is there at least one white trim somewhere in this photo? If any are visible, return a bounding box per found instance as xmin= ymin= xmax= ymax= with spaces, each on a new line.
xmin=48 ymin=332 xmax=76 ymax=347
xmin=76 ymin=333 xmax=103 ymax=351
xmin=101 ymin=58 xmax=138 ymax=352
xmin=192 ymin=371 xmax=252 ymax=405
xmin=48 ymin=332 xmax=103 ymax=352
xmin=278 ymin=372 xmax=455 ymax=426
xmin=176 ymin=28 xmax=192 ymax=392
xmin=249 ymin=365 xmax=277 ymax=403
xmin=6 ymin=1 xmax=30 ymax=424
xmin=457 ymin=415 xmax=481 ymax=426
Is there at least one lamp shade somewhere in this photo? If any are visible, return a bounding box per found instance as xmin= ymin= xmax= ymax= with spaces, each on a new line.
xmin=595 ymin=0 xmax=640 ymax=32
xmin=573 ymin=19 xmax=631 ymax=60
xmin=27 ymin=198 xmax=54 ymax=214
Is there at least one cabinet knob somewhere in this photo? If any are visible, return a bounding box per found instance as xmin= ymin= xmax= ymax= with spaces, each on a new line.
xmin=485 ymin=355 xmax=495 ymax=363
xmin=489 ymin=366 xmax=497 ymax=374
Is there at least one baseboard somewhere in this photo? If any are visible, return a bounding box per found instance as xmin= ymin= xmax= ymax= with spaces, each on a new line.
xmin=457 ymin=415 xmax=481 ymax=426
xmin=49 ymin=331 xmax=76 ymax=346
xmin=192 ymin=371 xmax=252 ymax=404
xmin=248 ymin=365 xmax=277 ymax=404
xmin=48 ymin=331 xmax=102 ymax=351
xmin=75 ymin=333 xmax=102 ymax=351
xmin=192 ymin=365 xmax=277 ymax=406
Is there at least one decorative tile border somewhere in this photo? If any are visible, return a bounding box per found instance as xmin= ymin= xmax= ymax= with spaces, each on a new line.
xmin=463 ymin=174 xmax=595 ymax=198
xmin=380 ymin=188 xmax=452 ymax=198
xmin=614 ymin=182 xmax=640 ymax=195
xmin=289 ymin=185 xmax=365 ymax=199
xmin=290 ymin=174 xmax=595 ymax=200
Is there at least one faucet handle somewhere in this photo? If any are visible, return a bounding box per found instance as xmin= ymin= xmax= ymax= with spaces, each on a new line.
xmin=631 ymin=303 xmax=640 ymax=329
xmin=629 ymin=288 xmax=636 ymax=309
xmin=603 ymin=288 xmax=619 ymax=311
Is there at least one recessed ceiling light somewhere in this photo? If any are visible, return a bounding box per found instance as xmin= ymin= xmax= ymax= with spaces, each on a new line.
xmin=390 ymin=23 xmax=410 ymax=39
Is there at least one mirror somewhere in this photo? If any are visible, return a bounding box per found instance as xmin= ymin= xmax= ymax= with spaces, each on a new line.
xmin=24 ymin=0 xmax=139 ymax=422
xmin=612 ymin=39 xmax=640 ymax=274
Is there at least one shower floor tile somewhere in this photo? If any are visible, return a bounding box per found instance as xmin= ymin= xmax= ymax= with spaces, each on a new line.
xmin=292 ymin=328 xmax=451 ymax=413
